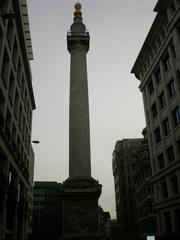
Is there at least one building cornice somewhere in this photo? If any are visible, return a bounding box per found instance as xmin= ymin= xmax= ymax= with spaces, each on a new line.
xmin=131 ymin=0 xmax=170 ymax=79
xmin=131 ymin=14 xmax=164 ymax=79
xmin=14 ymin=0 xmax=36 ymax=109
xmin=138 ymin=12 xmax=180 ymax=90
xmin=19 ymin=0 xmax=33 ymax=60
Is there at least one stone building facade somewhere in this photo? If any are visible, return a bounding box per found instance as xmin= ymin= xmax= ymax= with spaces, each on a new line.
xmin=133 ymin=128 xmax=157 ymax=239
xmin=131 ymin=0 xmax=180 ymax=237
xmin=0 ymin=0 xmax=35 ymax=240
xmin=32 ymin=182 xmax=63 ymax=240
xmin=112 ymin=138 xmax=144 ymax=239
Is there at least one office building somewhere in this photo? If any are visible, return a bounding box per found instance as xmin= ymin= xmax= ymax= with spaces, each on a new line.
xmin=112 ymin=138 xmax=143 ymax=239
xmin=0 ymin=0 xmax=35 ymax=239
xmin=133 ymin=128 xmax=157 ymax=239
xmin=131 ymin=0 xmax=180 ymax=237
xmin=32 ymin=181 xmax=63 ymax=240
xmin=98 ymin=207 xmax=111 ymax=240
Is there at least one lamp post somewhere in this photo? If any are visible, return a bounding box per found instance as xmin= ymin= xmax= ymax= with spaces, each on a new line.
xmin=24 ymin=140 xmax=40 ymax=144
xmin=31 ymin=140 xmax=40 ymax=144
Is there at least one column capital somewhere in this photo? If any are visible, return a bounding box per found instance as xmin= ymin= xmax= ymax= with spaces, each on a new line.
xmin=67 ymin=34 xmax=89 ymax=53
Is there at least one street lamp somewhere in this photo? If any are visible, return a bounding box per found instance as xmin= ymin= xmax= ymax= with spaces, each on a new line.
xmin=24 ymin=140 xmax=40 ymax=144
xmin=31 ymin=140 xmax=40 ymax=144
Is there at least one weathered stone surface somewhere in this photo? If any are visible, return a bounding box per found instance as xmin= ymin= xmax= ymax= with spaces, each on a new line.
xmin=63 ymin=176 xmax=102 ymax=194
xmin=69 ymin=46 xmax=91 ymax=177
xmin=62 ymin=5 xmax=105 ymax=240
xmin=62 ymin=177 xmax=103 ymax=240
xmin=68 ymin=8 xmax=91 ymax=178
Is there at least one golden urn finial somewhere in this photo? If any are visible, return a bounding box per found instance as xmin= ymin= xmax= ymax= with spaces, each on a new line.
xmin=74 ymin=2 xmax=82 ymax=17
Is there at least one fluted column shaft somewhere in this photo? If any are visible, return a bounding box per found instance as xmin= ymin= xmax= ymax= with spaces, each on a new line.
xmin=69 ymin=42 xmax=91 ymax=177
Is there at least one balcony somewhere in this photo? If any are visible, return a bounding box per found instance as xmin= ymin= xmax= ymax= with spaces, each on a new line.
xmin=67 ymin=30 xmax=89 ymax=36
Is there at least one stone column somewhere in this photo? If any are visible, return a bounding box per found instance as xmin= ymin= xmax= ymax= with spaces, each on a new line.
xmin=62 ymin=4 xmax=104 ymax=240
xmin=68 ymin=3 xmax=91 ymax=178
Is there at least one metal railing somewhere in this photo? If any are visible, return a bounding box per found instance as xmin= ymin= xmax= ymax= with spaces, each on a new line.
xmin=67 ymin=30 xmax=89 ymax=36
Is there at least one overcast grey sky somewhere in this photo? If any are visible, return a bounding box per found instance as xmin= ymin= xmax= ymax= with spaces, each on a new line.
xmin=28 ymin=0 xmax=157 ymax=218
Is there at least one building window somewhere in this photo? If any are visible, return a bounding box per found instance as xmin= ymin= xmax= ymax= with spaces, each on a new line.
xmin=170 ymin=2 xmax=176 ymax=14
xmin=163 ymin=117 xmax=170 ymax=136
xmin=157 ymin=37 xmax=161 ymax=48
xmin=155 ymin=67 xmax=161 ymax=84
xmin=0 ymin=25 xmax=3 ymax=55
xmin=5 ymin=110 xmax=11 ymax=141
xmin=147 ymin=58 xmax=150 ymax=67
xmin=161 ymin=29 xmax=166 ymax=41
xmin=8 ymin=71 xmax=15 ymax=104
xmin=161 ymin=181 xmax=168 ymax=199
xmin=29 ymin=108 xmax=32 ymax=127
xmin=17 ymin=135 xmax=21 ymax=156
xmin=7 ymin=19 xmax=14 ymax=49
xmin=1 ymin=48 xmax=10 ymax=87
xmin=21 ymin=75 xmax=25 ymax=98
xmin=154 ymin=45 xmax=158 ymax=55
xmin=177 ymin=139 xmax=180 ymax=153
xmin=164 ymin=13 xmax=169 ymax=26
xmin=146 ymin=109 xmax=150 ymax=125
xmin=170 ymin=42 xmax=176 ymax=59
xmin=13 ymin=38 xmax=18 ymax=68
xmin=24 ymin=88 xmax=28 ymax=111
xmin=158 ymin=153 xmax=165 ymax=169
xmin=140 ymin=70 xmax=144 ymax=80
xmin=0 ymin=88 xmax=5 ymax=126
xmin=172 ymin=106 xmax=180 ymax=126
xmin=144 ymin=63 xmax=147 ymax=73
xmin=0 ymin=0 xmax=8 ymax=14
xmin=151 ymin=103 xmax=158 ymax=118
xmin=22 ymin=116 xmax=25 ymax=140
xmin=168 ymin=79 xmax=176 ymax=98
xmin=166 ymin=145 xmax=175 ymax=163
xmin=17 ymin=59 xmax=22 ymax=86
xmin=122 ymin=188 xmax=126 ymax=196
xmin=155 ymin=127 xmax=161 ymax=143
xmin=18 ymin=104 xmax=23 ymax=129
xmin=148 ymin=80 xmax=154 ymax=95
xmin=163 ymin=53 xmax=171 ymax=72
xmin=150 ymin=52 xmax=154 ymax=62
xmin=164 ymin=211 xmax=172 ymax=233
xmin=12 ymin=124 xmax=16 ymax=150
xmin=14 ymin=90 xmax=19 ymax=118
xmin=171 ymin=176 xmax=179 ymax=195
xmin=174 ymin=209 xmax=180 ymax=231
xmin=159 ymin=92 xmax=166 ymax=110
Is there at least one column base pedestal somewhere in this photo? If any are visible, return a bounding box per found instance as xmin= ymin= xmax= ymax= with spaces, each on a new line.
xmin=62 ymin=176 xmax=105 ymax=240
